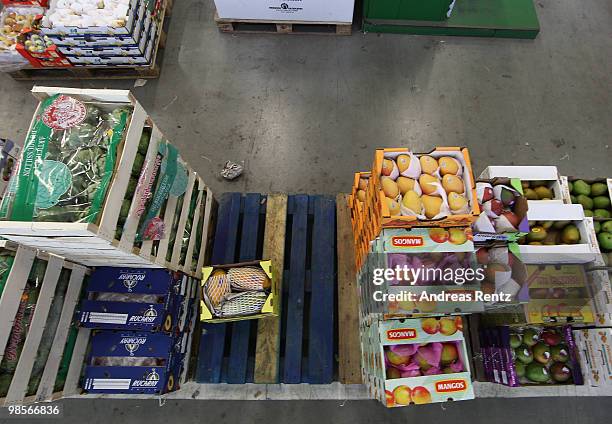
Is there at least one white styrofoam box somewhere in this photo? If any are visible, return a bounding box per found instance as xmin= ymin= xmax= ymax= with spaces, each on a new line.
xmin=519 ymin=203 xmax=597 ymax=264
xmin=479 ymin=166 xmax=571 ymax=204
xmin=214 ymin=0 xmax=355 ymax=23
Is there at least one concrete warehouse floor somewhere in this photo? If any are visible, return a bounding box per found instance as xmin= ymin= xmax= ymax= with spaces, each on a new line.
xmin=0 ymin=0 xmax=611 ymax=422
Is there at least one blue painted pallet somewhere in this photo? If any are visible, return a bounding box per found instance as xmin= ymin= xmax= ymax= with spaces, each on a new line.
xmin=195 ymin=193 xmax=337 ymax=384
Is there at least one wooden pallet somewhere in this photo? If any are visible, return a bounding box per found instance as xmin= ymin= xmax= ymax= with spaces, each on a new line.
xmin=214 ymin=12 xmax=352 ymax=36
xmin=336 ymin=194 xmax=361 ymax=384
xmin=195 ymin=193 xmax=337 ymax=384
xmin=8 ymin=0 xmax=172 ymax=80
xmin=0 ymin=241 xmax=88 ymax=406
xmin=0 ymin=87 xmax=215 ymax=279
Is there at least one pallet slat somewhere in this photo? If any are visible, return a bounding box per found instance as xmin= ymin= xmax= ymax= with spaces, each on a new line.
xmin=283 ymin=195 xmax=309 ymax=384
xmin=307 ymin=196 xmax=335 ymax=384
xmin=335 ymin=194 xmax=361 ymax=384
xmin=35 ymin=265 xmax=87 ymax=402
xmin=254 ymin=194 xmax=288 ymax=384
xmin=196 ymin=193 xmax=242 ymax=383
xmin=214 ymin=12 xmax=352 ymax=36
xmin=226 ymin=194 xmax=262 ymax=384
xmin=0 ymin=246 xmax=37 ymax=360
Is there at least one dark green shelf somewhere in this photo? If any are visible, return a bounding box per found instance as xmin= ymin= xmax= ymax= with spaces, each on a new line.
xmin=363 ymin=0 xmax=540 ymax=39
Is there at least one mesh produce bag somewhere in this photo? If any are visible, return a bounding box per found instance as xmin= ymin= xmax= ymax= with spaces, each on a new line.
xmin=203 ymin=271 xmax=230 ymax=311
xmin=218 ymin=291 xmax=268 ymax=318
xmin=228 ymin=267 xmax=270 ymax=292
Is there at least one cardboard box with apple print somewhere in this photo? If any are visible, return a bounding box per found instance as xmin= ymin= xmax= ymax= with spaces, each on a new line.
xmin=361 ymin=317 xmax=475 ymax=407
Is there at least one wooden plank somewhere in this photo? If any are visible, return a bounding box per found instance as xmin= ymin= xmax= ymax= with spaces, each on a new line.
xmin=0 ymin=245 xmax=37 ymax=360
xmin=196 ymin=193 xmax=241 ymax=383
xmin=195 ymin=188 xmax=215 ymax=279
xmin=97 ymin=102 xmax=147 ymax=241
xmin=170 ymin=171 xmax=197 ymax=267
xmin=182 ymin=187 xmax=204 ymax=273
xmin=335 ymin=194 xmax=361 ymax=384
xmin=283 ymin=195 xmax=309 ymax=383
xmin=308 ymin=196 xmax=336 ymax=384
xmin=118 ymin=124 xmax=163 ymax=251
xmin=62 ymin=328 xmax=91 ymax=396
xmin=254 ymin=194 xmax=288 ymax=383
xmin=35 ymin=265 xmax=87 ymax=402
xmin=226 ymin=194 xmax=262 ymax=384
xmin=155 ymin=195 xmax=179 ymax=264
xmin=4 ymin=255 xmax=64 ymax=405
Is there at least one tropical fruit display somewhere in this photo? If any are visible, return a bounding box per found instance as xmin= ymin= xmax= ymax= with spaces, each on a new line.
xmin=199 ymin=260 xmax=276 ymax=322
xmin=568 ymin=179 xmax=612 ymax=220
xmin=479 ymin=326 xmax=582 ymax=386
xmin=360 ymin=317 xmax=474 ymax=408
xmin=478 ymin=166 xmax=568 ymax=203
xmin=519 ymin=221 xmax=584 ymax=245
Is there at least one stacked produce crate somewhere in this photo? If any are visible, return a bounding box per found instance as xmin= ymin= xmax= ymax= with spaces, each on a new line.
xmin=349 ymin=149 xmax=611 ymax=407
xmin=74 ymin=267 xmax=198 ymax=395
xmin=0 ymin=86 xmax=215 ymax=279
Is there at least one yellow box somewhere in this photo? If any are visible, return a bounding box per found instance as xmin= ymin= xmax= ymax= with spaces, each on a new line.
xmin=200 ymin=260 xmax=277 ymax=323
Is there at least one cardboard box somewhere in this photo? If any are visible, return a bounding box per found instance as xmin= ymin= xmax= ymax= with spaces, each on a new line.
xmin=78 ymin=268 xmax=188 ymax=332
xmin=82 ymin=330 xmax=185 ymax=394
xmin=518 ymin=202 xmax=598 ymax=264
xmin=366 ymin=147 xmax=479 ymax=236
xmin=573 ymin=328 xmax=612 ymax=387
xmin=586 ymin=269 xmax=612 ymax=326
xmin=566 ymin=177 xmax=612 ymax=221
xmin=472 ymin=178 xmax=529 ymax=245
xmin=364 ymin=227 xmax=484 ymax=316
xmin=200 ymin=260 xmax=276 ymax=323
xmin=479 ymin=325 xmax=583 ymax=386
xmin=480 ymin=166 xmax=571 ymax=204
xmin=41 ymin=0 xmax=143 ymax=36
xmin=361 ymin=317 xmax=474 ymax=407
xmin=214 ymin=0 xmax=355 ymax=23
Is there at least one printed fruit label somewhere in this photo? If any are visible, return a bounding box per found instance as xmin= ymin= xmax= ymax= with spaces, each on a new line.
xmin=435 ymin=379 xmax=468 ymax=393
xmin=391 ymin=236 xmax=424 ymax=247
xmin=42 ymin=95 xmax=87 ymax=130
xmin=387 ymin=328 xmax=417 ymax=340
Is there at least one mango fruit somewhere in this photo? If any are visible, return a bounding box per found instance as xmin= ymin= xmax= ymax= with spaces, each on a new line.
xmin=524 ymin=188 xmax=538 ymax=200
xmin=396 ymin=154 xmax=412 ymax=173
xmin=357 ymin=190 xmax=366 ymax=203
xmin=602 ymin=221 xmax=612 ymax=233
xmin=534 ymin=186 xmax=553 ymax=199
xmin=594 ymin=209 xmax=611 ymax=218
xmin=381 ymin=159 xmax=395 ymax=176
xmin=397 ymin=176 xmax=417 ymax=195
xmin=419 ymin=155 xmax=438 ymax=175
xmin=526 ymin=226 xmax=547 ymax=243
xmin=598 ymin=232 xmax=612 ymax=251
xmin=584 ymin=210 xmax=594 ymax=217
xmin=381 ymin=176 xmax=399 ymax=198
xmin=402 ymin=190 xmax=422 ymax=214
xmin=572 ymin=180 xmax=591 ymax=196
xmin=593 ymin=196 xmax=611 ymax=209
xmin=561 ymin=224 xmax=580 ymax=244
xmin=576 ymin=194 xmax=593 ymax=210
xmin=591 ymin=182 xmax=607 ymax=196
xmin=358 ymin=178 xmax=368 ymax=191
xmin=448 ymin=192 xmax=468 ymax=212
xmin=386 ymin=197 xmax=401 ymax=216
xmin=442 ymin=174 xmax=464 ymax=194
xmin=419 ymin=174 xmax=441 ymax=196
xmin=438 ymin=156 xmax=460 ymax=176
xmin=422 ymin=195 xmax=443 ymax=219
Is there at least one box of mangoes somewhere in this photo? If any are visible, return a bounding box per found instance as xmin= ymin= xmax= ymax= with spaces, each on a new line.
xmin=566 ymin=178 xmax=611 ymax=260
xmin=479 ymin=166 xmax=571 ymax=203
xmin=517 ymin=202 xmax=598 ymax=264
xmin=361 ymin=317 xmax=474 ymax=407
xmin=365 ymin=147 xmax=479 ymax=237
xmin=479 ymin=325 xmax=583 ymax=386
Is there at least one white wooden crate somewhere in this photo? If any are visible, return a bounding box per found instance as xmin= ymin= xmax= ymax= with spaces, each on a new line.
xmin=0 ymin=241 xmax=88 ymax=406
xmin=0 ymin=87 xmax=215 ymax=279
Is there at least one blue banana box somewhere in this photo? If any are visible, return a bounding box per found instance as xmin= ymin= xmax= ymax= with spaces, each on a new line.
xmin=78 ymin=267 xmax=187 ymax=333
xmin=82 ymin=331 xmax=185 ymax=394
